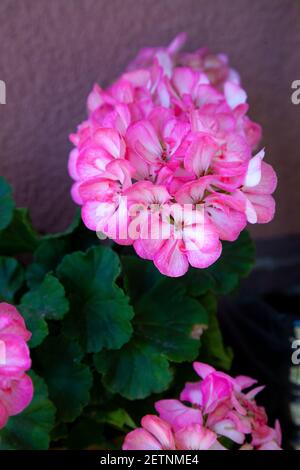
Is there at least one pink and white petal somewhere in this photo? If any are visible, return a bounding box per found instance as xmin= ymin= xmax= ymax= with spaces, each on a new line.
xmin=68 ymin=148 xmax=80 ymax=181
xmin=78 ymin=177 xmax=115 ymax=203
xmin=175 ymin=180 xmax=206 ymax=205
xmin=213 ymin=419 xmax=245 ymax=444
xmin=243 ymin=118 xmax=262 ymax=150
xmin=206 ymin=206 xmax=246 ymax=241
xmin=76 ymin=147 xmax=112 ymax=180
xmin=180 ymin=381 xmax=203 ymax=406
xmin=175 ymin=424 xmax=217 ymax=450
xmin=87 ymin=84 xmax=108 ymax=113
xmin=105 ymin=159 xmax=135 ymax=188
xmin=245 ymin=193 xmax=275 ymax=224
xmin=196 ymin=84 xmax=224 ymax=107
xmin=94 ymin=128 xmax=126 ymax=159
xmin=81 ymin=200 xmax=116 ymax=232
xmin=127 ymin=150 xmax=153 ymax=181
xmin=123 ymin=428 xmax=163 ymax=450
xmin=207 ymin=402 xmax=232 ymax=427
xmin=71 ymin=181 xmax=84 ymax=205
xmin=258 ymin=441 xmax=281 ymax=450
xmin=126 ymin=120 xmax=162 ymax=164
xmin=223 ymin=132 xmax=251 ymax=163
xmin=0 ymin=374 xmax=33 ymax=415
xmin=154 ymin=239 xmax=189 ymax=277
xmin=245 ymin=162 xmax=277 ymax=195
xmin=224 ymin=81 xmax=247 ymax=109
xmin=141 ymin=415 xmax=175 ymax=449
xmin=186 ymin=241 xmax=222 ymax=269
xmin=0 ymin=334 xmax=31 ymax=377
xmin=0 ymin=304 xmax=31 ymax=341
xmin=234 ymin=375 xmax=258 ymax=391
xmin=226 ymin=411 xmax=252 ymax=434
xmin=133 ymin=238 xmax=165 ymax=261
xmin=172 ymin=67 xmax=196 ymax=96
xmin=193 ymin=362 xmax=216 ymax=379
xmin=122 ymin=69 xmax=151 ymax=88
xmin=200 ymin=374 xmax=234 ymax=414
xmin=184 ymin=135 xmax=218 ymax=177
xmin=244 ymin=149 xmax=265 ymax=187
xmin=245 ymin=385 xmax=265 ymax=400
xmin=167 ymin=32 xmax=187 ymax=54
xmin=155 ymin=399 xmax=203 ymax=430
xmin=102 ymin=201 xmax=132 ymax=245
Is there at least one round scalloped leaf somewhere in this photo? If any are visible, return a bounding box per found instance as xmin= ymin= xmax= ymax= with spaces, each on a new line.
xmin=0 ymin=208 xmax=40 ymax=255
xmin=36 ymin=335 xmax=93 ymax=423
xmin=94 ymin=341 xmax=173 ymax=400
xmin=57 ymin=246 xmax=134 ymax=353
xmin=0 ymin=256 xmax=24 ymax=302
xmin=19 ymin=273 xmax=69 ymax=347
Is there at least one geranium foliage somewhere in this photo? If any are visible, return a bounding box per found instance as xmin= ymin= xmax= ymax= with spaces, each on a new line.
xmin=0 ymin=176 xmax=255 ymax=449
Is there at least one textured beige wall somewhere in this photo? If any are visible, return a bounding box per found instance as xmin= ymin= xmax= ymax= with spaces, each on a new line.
xmin=0 ymin=0 xmax=300 ymax=238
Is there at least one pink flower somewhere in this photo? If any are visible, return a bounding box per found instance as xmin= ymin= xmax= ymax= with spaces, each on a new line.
xmin=122 ymin=415 xmax=217 ymax=451
xmin=79 ymin=159 xmax=134 ymax=244
xmin=123 ymin=362 xmax=282 ymax=450
xmin=68 ymin=34 xmax=277 ymax=277
xmin=135 ymin=205 xmax=222 ymax=277
xmin=0 ymin=303 xmax=33 ymax=429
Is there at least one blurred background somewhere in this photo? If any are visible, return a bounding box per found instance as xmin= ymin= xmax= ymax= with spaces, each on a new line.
xmin=0 ymin=0 xmax=300 ymax=448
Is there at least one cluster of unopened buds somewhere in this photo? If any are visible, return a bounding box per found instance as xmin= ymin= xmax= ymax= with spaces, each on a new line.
xmin=0 ymin=303 xmax=33 ymax=428
xmin=123 ymin=362 xmax=282 ymax=450
xmin=69 ymin=33 xmax=277 ymax=277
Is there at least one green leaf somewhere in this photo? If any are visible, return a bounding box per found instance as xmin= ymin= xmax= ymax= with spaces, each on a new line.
xmin=0 ymin=256 xmax=24 ymax=302
xmin=36 ymin=335 xmax=93 ymax=423
xmin=19 ymin=273 xmax=69 ymax=347
xmin=26 ymin=210 xmax=86 ymax=289
xmin=121 ymin=255 xmax=162 ymax=302
xmin=94 ymin=256 xmax=208 ymax=400
xmin=209 ymin=230 xmax=255 ymax=294
xmin=0 ymin=372 xmax=56 ymax=450
xmin=95 ymin=341 xmax=173 ymax=400
xmin=57 ymin=246 xmax=134 ymax=353
xmin=185 ymin=231 xmax=255 ymax=296
xmin=98 ymin=408 xmax=136 ymax=431
xmin=0 ymin=208 xmax=40 ymax=255
xmin=122 ymin=256 xmax=208 ymax=362
xmin=66 ymin=418 xmax=104 ymax=449
xmin=0 ymin=176 xmax=14 ymax=231
xmin=200 ymin=293 xmax=233 ymax=371
xmin=50 ymin=422 xmax=68 ymax=442
xmin=134 ymin=278 xmax=208 ymax=362
xmin=26 ymin=238 xmax=69 ymax=288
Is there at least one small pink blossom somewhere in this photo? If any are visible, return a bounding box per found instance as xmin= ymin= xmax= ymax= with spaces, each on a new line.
xmin=0 ymin=303 xmax=33 ymax=429
xmin=123 ymin=362 xmax=281 ymax=451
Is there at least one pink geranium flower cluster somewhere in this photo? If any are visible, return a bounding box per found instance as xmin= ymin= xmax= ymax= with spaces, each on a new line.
xmin=123 ymin=362 xmax=282 ymax=451
xmin=69 ymin=34 xmax=277 ymax=277
xmin=0 ymin=303 xmax=33 ymax=428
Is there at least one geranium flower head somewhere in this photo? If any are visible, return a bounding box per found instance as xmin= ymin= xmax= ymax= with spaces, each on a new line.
xmin=123 ymin=361 xmax=281 ymax=451
xmin=0 ymin=303 xmax=33 ymax=429
xmin=69 ymin=34 xmax=277 ymax=277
